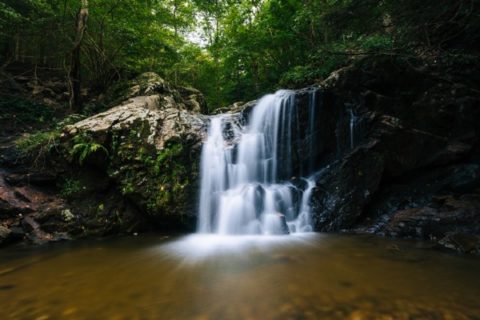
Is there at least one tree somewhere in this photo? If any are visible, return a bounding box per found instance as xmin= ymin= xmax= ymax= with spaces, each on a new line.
xmin=69 ymin=0 xmax=89 ymax=111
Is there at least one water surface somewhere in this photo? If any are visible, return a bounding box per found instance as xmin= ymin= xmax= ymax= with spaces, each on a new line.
xmin=1 ymin=234 xmax=479 ymax=319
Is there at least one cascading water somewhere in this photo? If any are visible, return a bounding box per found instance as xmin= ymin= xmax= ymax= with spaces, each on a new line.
xmin=306 ymin=89 xmax=318 ymax=175
xmin=198 ymin=90 xmax=317 ymax=235
xmin=348 ymin=109 xmax=357 ymax=149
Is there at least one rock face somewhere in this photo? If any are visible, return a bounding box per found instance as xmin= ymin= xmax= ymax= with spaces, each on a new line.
xmin=102 ymin=72 xmax=208 ymax=114
xmin=298 ymin=56 xmax=480 ymax=253
xmin=61 ymin=73 xmax=209 ymax=230
xmin=0 ymin=168 xmax=70 ymax=246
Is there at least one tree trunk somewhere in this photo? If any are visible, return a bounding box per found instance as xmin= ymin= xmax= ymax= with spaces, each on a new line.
xmin=14 ymin=32 xmax=20 ymax=61
xmin=173 ymin=0 xmax=178 ymax=85
xmin=69 ymin=0 xmax=89 ymax=111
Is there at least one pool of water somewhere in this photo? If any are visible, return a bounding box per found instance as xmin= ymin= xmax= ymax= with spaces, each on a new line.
xmin=0 ymin=233 xmax=479 ymax=319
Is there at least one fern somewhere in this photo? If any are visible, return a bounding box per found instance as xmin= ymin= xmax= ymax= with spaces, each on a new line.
xmin=70 ymin=132 xmax=109 ymax=165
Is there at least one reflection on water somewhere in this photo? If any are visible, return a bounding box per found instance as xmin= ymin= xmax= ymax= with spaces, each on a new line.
xmin=0 ymin=234 xmax=479 ymax=319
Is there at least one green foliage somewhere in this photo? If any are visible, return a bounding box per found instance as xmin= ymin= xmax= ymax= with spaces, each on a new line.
xmin=59 ymin=178 xmax=84 ymax=199
xmin=2 ymin=0 xmax=478 ymax=112
xmin=280 ymin=66 xmax=322 ymax=88
xmin=15 ymin=129 xmax=60 ymax=158
xmin=357 ymin=34 xmax=394 ymax=52
xmin=13 ymin=111 xmax=88 ymax=163
xmin=155 ymin=142 xmax=184 ymax=173
xmin=121 ymin=181 xmax=135 ymax=196
xmin=70 ymin=132 xmax=109 ymax=165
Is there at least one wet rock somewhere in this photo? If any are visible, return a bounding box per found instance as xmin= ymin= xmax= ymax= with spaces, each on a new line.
xmin=0 ymin=226 xmax=12 ymax=245
xmin=303 ymin=56 xmax=480 ymax=253
xmin=311 ymin=140 xmax=384 ymax=231
xmin=5 ymin=172 xmax=57 ymax=187
xmin=0 ymin=224 xmax=24 ymax=246
xmin=384 ymin=194 xmax=480 ymax=242
xmin=0 ymin=173 xmax=36 ymax=216
xmin=360 ymin=192 xmax=480 ymax=254
xmin=279 ymin=214 xmax=290 ymax=234
xmin=438 ymin=232 xmax=480 ymax=254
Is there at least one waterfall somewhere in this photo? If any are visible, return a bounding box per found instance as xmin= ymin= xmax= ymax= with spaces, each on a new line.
xmin=198 ymin=90 xmax=317 ymax=235
xmin=288 ymin=177 xmax=315 ymax=233
xmin=349 ymin=109 xmax=356 ymax=149
xmin=307 ymin=89 xmax=319 ymax=174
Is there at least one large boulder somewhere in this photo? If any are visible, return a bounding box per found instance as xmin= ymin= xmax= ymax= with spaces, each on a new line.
xmin=61 ymin=73 xmax=209 ymax=230
xmin=102 ymin=72 xmax=208 ymax=113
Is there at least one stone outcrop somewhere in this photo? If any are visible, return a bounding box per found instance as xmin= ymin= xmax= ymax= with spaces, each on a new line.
xmin=101 ymin=72 xmax=208 ymax=114
xmin=61 ymin=73 xmax=209 ymax=230
xmin=301 ymin=55 xmax=480 ymax=253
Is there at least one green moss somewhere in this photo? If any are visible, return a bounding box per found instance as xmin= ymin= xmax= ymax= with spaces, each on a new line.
xmin=109 ymin=128 xmax=196 ymax=216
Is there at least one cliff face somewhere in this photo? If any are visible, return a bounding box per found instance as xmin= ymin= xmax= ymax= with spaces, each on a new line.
xmin=303 ymin=56 xmax=480 ymax=253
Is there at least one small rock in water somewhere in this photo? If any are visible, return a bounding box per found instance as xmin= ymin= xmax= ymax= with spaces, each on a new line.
xmin=0 ymin=284 xmax=15 ymax=290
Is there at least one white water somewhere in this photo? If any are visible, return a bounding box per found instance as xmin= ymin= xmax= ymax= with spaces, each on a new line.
xmin=198 ymin=90 xmax=318 ymax=236
xmin=349 ymin=109 xmax=357 ymax=149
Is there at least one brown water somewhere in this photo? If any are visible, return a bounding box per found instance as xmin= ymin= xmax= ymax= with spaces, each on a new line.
xmin=0 ymin=233 xmax=479 ymax=320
